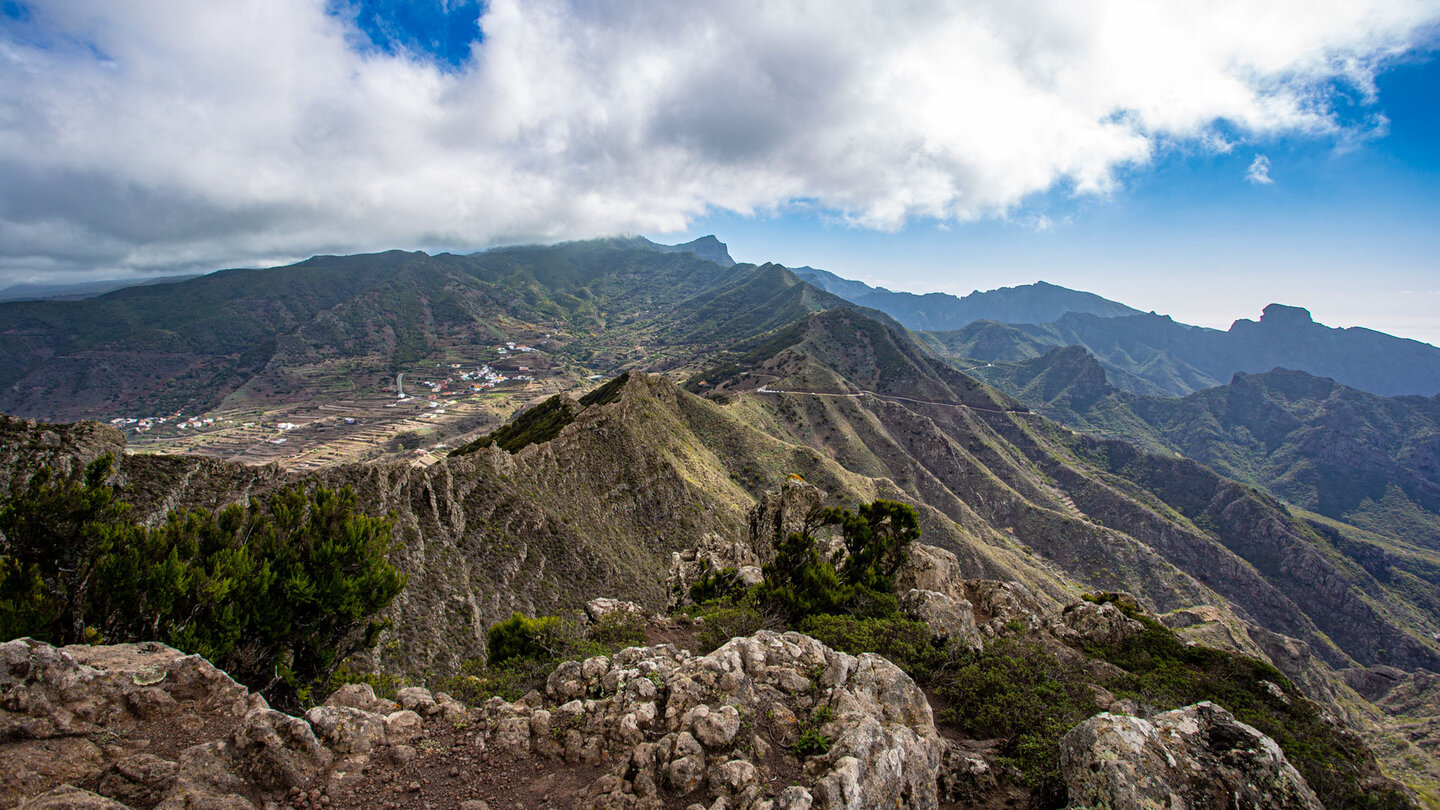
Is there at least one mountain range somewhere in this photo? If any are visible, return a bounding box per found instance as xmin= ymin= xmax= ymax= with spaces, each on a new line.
xmin=789 ymin=265 xmax=1440 ymax=399
xmin=972 ymin=346 xmax=1440 ymax=554
xmin=3 ymin=236 xmax=1440 ymax=801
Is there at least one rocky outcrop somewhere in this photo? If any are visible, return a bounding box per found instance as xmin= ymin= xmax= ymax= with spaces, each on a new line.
xmin=668 ymin=533 xmax=766 ymax=608
xmin=899 ymin=590 xmax=983 ymax=651
xmin=1058 ymin=601 xmax=1143 ymax=647
xmin=1060 ymin=701 xmax=1322 ymax=809
xmin=747 ymin=480 xmax=825 ymax=565
xmin=531 ymin=630 xmax=942 ymax=809
xmin=3 ymin=633 xmax=942 ymax=810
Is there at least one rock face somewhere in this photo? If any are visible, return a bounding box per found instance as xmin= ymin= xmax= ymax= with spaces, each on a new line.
xmin=668 ymin=532 xmax=765 ymax=608
xmin=899 ymin=589 xmax=983 ymax=651
xmin=2 ymin=633 xmax=942 ymax=810
xmin=534 ymin=630 xmax=942 ymax=809
xmin=1060 ymin=701 xmax=1323 ymax=810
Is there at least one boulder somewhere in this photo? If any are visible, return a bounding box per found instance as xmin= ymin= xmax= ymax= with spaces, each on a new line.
xmin=895 ymin=544 xmax=966 ymax=601
xmin=1059 ymin=601 xmax=1143 ymax=647
xmin=228 ymin=708 xmax=333 ymax=792
xmin=900 ymin=589 xmax=983 ymax=651
xmin=1060 ymin=701 xmax=1322 ymax=810
xmin=95 ymin=753 xmax=180 ymax=807
xmin=963 ymin=580 xmax=1052 ymax=637
xmin=18 ymin=784 xmax=130 ymax=809
xmin=585 ymin=598 xmax=647 ymax=623
xmin=305 ymin=705 xmax=387 ymax=755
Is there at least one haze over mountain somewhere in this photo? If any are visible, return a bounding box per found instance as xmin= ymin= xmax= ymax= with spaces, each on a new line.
xmin=794 ymin=267 xmax=1143 ymax=330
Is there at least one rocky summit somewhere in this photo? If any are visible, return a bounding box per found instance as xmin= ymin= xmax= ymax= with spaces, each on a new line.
xmin=2 ymin=628 xmax=1334 ymax=810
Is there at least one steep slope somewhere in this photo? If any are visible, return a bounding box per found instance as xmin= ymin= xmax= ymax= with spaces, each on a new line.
xmin=792 ymin=268 xmax=1142 ymax=330
xmin=933 ymin=305 xmax=1440 ymax=398
xmin=976 ymin=350 xmax=1440 ymax=550
xmin=688 ymin=309 xmax=1440 ymax=674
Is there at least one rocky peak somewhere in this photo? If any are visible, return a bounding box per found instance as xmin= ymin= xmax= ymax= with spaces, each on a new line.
xmin=1259 ymin=303 xmax=1316 ymax=328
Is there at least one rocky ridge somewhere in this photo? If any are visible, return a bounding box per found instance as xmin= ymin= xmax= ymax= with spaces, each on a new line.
xmin=3 ymin=621 xmax=1338 ymax=810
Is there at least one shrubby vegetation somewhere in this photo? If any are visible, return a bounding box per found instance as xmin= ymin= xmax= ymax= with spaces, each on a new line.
xmin=0 ymin=455 xmax=406 ymax=709
xmin=432 ymin=609 xmax=647 ymax=705
xmin=755 ymin=500 xmax=916 ymax=622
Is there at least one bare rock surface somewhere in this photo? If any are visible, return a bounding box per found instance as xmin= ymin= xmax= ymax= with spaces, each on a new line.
xmin=1060 ymin=701 xmax=1323 ymax=810
xmin=899 ymin=589 xmax=983 ymax=651
xmin=2 ymin=632 xmax=942 ymax=810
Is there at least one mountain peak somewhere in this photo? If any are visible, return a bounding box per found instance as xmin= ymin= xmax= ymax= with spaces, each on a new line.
xmin=1259 ymin=304 xmax=1315 ymax=327
xmin=657 ymin=235 xmax=735 ymax=267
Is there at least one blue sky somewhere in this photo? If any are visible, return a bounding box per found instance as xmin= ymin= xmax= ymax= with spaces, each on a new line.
xmin=661 ymin=54 xmax=1440 ymax=342
xmin=2 ymin=1 xmax=1439 ymax=343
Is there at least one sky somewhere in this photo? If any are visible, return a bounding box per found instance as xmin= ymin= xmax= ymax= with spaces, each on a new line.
xmin=2 ymin=1 xmax=1438 ymax=343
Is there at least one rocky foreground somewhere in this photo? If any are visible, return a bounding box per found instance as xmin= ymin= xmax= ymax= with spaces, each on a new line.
xmin=2 ymin=628 xmax=1325 ymax=810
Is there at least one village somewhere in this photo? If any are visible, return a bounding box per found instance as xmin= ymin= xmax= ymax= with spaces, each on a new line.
xmin=117 ymin=339 xmax=573 ymax=471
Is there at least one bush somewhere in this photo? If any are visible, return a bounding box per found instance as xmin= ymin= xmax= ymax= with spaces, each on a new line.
xmin=697 ymin=602 xmax=783 ymax=654
xmin=0 ymin=458 xmax=407 ymax=710
xmin=486 ymin=613 xmax=576 ymax=666
xmin=798 ymin=614 xmax=954 ymax=682
xmin=935 ymin=639 xmax=1098 ymax=805
xmin=688 ymin=563 xmax=746 ymax=604
xmin=755 ymin=499 xmax=918 ymax=624
xmin=443 ymin=609 xmax=649 ymax=705
xmin=588 ymin=609 xmax=647 ymax=649
xmin=1091 ymin=626 xmax=1408 ymax=810
xmin=793 ymin=727 xmax=831 ymax=757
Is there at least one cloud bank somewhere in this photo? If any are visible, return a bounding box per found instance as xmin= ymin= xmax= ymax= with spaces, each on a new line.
xmin=0 ymin=0 xmax=1436 ymax=280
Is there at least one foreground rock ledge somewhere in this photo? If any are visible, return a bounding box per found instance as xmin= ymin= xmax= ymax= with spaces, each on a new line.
xmin=1059 ymin=701 xmax=1323 ymax=810
xmin=1 ymin=632 xmax=942 ymax=810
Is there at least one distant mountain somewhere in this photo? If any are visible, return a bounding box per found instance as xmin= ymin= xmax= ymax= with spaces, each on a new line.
xmin=4 ymin=234 xmax=1440 ymax=797
xmin=0 ymin=273 xmax=201 ymax=302
xmin=931 ymin=304 xmax=1440 ymax=398
xmin=649 ymin=234 xmax=736 ymax=266
xmin=0 ymin=238 xmax=819 ymax=421
xmin=679 ymin=305 xmax=1440 ymax=675
xmin=791 ymin=268 xmax=1142 ymax=330
xmin=975 ymin=348 xmax=1440 ymax=552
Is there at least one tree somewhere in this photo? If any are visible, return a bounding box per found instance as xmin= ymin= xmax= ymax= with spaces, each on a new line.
xmin=0 ymin=463 xmax=406 ymax=709
xmin=0 ymin=454 xmax=138 ymax=645
xmin=757 ymin=498 xmax=919 ymax=622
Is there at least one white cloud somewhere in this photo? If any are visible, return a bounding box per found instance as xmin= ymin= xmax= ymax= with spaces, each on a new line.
xmin=1246 ymin=154 xmax=1276 ymax=184
xmin=0 ymin=0 xmax=1436 ymax=281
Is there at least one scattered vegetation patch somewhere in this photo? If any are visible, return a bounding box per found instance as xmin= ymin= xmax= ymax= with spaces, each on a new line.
xmin=0 ymin=455 xmax=407 ymax=710
xmin=1090 ymin=624 xmax=1408 ymax=809
xmin=450 ymin=394 xmax=582 ymax=456
xmin=936 ymin=639 xmax=1099 ymax=804
xmin=798 ymin=614 xmax=954 ymax=682
xmin=427 ymin=608 xmax=649 ymax=705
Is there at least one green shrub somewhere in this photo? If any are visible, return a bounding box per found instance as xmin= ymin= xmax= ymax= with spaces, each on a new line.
xmin=755 ymin=499 xmax=918 ymax=624
xmin=486 ymin=613 xmax=575 ymax=666
xmin=1091 ymin=626 xmax=1407 ymax=810
xmin=697 ymin=602 xmax=781 ymax=654
xmin=688 ymin=564 xmax=746 ymax=604
xmin=0 ymin=457 xmax=407 ymax=710
xmin=588 ymin=609 xmax=647 ymax=649
xmin=793 ymin=727 xmax=831 ymax=757
xmin=798 ymin=614 xmax=954 ymax=682
xmin=935 ymin=639 xmax=1098 ymax=804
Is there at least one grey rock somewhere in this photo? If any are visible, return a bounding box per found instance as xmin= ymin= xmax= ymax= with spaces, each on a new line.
xmin=1060 ymin=701 xmax=1322 ymax=810
xmin=900 ymin=589 xmax=983 ymax=651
